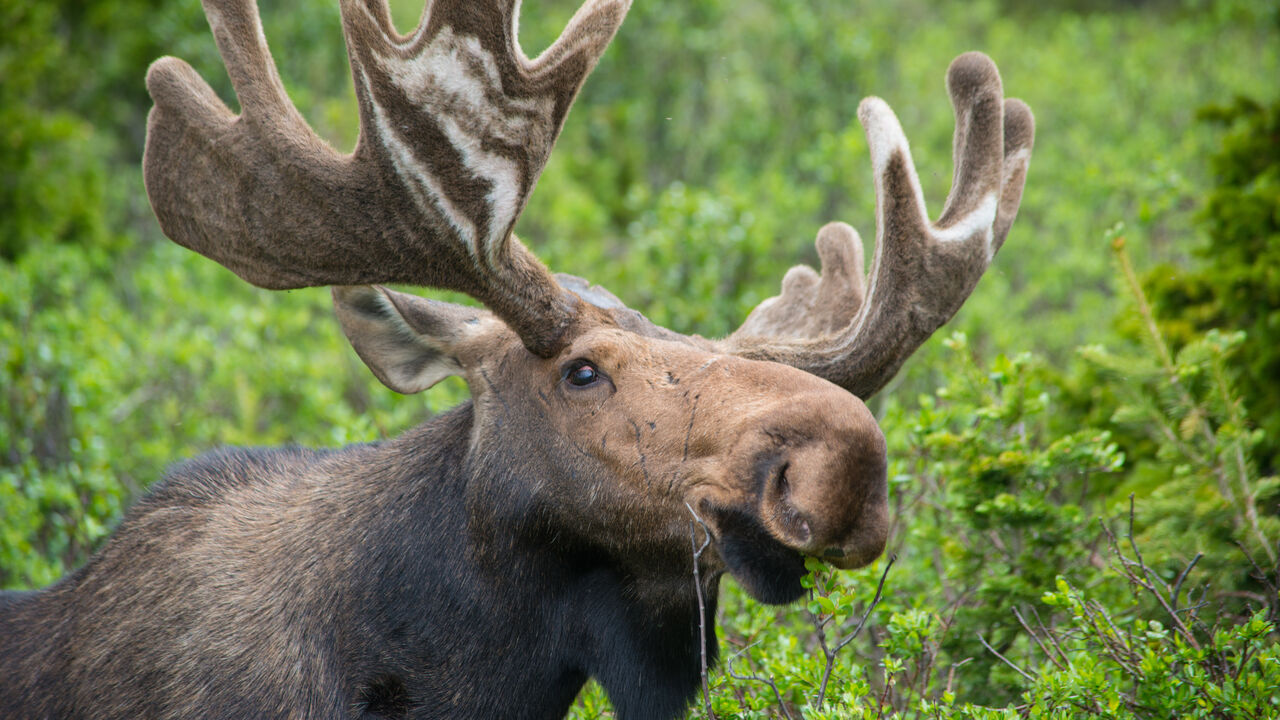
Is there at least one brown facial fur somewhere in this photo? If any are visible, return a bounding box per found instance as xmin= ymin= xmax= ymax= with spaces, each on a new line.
xmin=368 ymin=294 xmax=891 ymax=591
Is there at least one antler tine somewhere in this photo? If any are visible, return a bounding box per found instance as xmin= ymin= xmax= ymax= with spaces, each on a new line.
xmin=722 ymin=52 xmax=1035 ymax=399
xmin=143 ymin=0 xmax=631 ymax=357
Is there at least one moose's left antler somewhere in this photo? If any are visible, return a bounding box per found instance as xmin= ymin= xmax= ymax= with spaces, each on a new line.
xmin=144 ymin=0 xmax=629 ymax=357
xmin=721 ymin=52 xmax=1034 ymax=399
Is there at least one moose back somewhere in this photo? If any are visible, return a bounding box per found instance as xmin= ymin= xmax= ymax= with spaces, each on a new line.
xmin=0 ymin=0 xmax=1034 ymax=717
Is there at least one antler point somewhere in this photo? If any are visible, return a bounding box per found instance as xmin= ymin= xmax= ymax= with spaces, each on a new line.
xmin=857 ymin=98 xmax=911 ymax=179
xmin=1003 ymin=98 xmax=1036 ymax=152
xmin=946 ymin=52 xmax=1002 ymax=111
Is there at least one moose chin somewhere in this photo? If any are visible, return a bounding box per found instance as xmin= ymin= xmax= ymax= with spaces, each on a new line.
xmin=0 ymin=0 xmax=1034 ymax=717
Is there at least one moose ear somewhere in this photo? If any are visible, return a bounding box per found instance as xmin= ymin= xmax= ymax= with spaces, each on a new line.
xmin=332 ymin=286 xmax=496 ymax=394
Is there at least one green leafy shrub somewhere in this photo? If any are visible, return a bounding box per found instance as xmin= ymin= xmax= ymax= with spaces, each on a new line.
xmin=886 ymin=339 xmax=1124 ymax=706
xmin=0 ymin=241 xmax=461 ymax=587
xmin=1085 ymin=238 xmax=1279 ymax=613
xmin=1024 ymin=548 xmax=1280 ymax=720
xmin=0 ymin=4 xmax=118 ymax=260
xmin=1142 ymin=95 xmax=1280 ymax=474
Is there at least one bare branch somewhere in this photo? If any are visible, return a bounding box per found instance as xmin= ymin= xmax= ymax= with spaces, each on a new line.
xmin=976 ymin=634 xmax=1035 ymax=683
xmin=686 ymin=502 xmax=716 ymax=719
xmin=1027 ymin=606 xmax=1071 ymax=669
xmin=816 ymin=554 xmax=896 ymax=708
xmin=1103 ymin=503 xmax=1203 ymax=651
xmin=836 ymin=554 xmax=897 ymax=655
xmin=1171 ymin=552 xmax=1204 ymax=613
xmin=725 ymin=642 xmax=794 ymax=720
xmin=1011 ymin=606 xmax=1065 ymax=672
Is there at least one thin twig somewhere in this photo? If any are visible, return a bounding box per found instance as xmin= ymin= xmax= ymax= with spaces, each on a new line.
xmin=816 ymin=554 xmax=896 ymax=708
xmin=725 ymin=642 xmax=794 ymax=720
xmin=1012 ymin=606 xmax=1065 ymax=672
xmin=836 ymin=555 xmax=897 ymax=655
xmin=1124 ymin=497 xmax=1152 ymax=585
xmin=1170 ymin=552 xmax=1204 ymax=613
xmin=944 ymin=659 xmax=972 ymax=697
xmin=1234 ymin=540 xmax=1280 ymax=600
xmin=1091 ymin=599 xmax=1144 ymax=676
xmin=686 ymin=502 xmax=716 ymax=719
xmin=1028 ymin=606 xmax=1072 ymax=669
xmin=1109 ymin=500 xmax=1203 ymax=650
xmin=977 ymin=634 xmax=1035 ymax=682
xmin=872 ymin=670 xmax=894 ymax=720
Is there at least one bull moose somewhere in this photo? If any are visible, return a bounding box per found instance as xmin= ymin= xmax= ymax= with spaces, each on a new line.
xmin=0 ymin=0 xmax=1034 ymax=717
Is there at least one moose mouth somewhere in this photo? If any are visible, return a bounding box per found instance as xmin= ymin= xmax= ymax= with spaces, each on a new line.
xmin=700 ymin=503 xmax=808 ymax=604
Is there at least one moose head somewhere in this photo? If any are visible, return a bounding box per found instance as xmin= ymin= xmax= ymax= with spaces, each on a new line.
xmin=1 ymin=0 xmax=1032 ymax=717
xmin=144 ymin=0 xmax=1031 ymax=604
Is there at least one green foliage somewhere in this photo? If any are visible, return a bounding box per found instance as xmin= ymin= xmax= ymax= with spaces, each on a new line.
xmin=0 ymin=242 xmax=465 ymax=587
xmin=1082 ymin=238 xmax=1279 ymax=611
xmin=1142 ymin=95 xmax=1280 ymax=473
xmin=0 ymin=0 xmax=347 ymax=260
xmin=1026 ymin=575 xmax=1280 ymax=719
xmin=889 ymin=338 xmax=1124 ymax=705
xmin=0 ymin=3 xmax=117 ymax=260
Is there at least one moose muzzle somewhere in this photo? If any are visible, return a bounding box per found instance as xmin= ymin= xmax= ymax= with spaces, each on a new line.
xmin=690 ymin=359 xmax=890 ymax=586
xmin=746 ymin=388 xmax=889 ymax=570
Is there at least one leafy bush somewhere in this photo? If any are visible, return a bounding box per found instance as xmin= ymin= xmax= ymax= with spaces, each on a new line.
xmin=1142 ymin=95 xmax=1280 ymax=474
xmin=1084 ymin=237 xmax=1280 ymax=613
xmin=0 ymin=241 xmax=460 ymax=587
xmin=1025 ymin=559 xmax=1280 ymax=719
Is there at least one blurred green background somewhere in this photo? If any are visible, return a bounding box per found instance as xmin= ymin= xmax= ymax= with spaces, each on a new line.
xmin=3 ymin=0 xmax=1279 ymax=716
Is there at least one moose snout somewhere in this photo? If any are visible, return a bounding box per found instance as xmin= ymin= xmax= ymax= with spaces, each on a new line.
xmin=749 ymin=392 xmax=889 ymax=569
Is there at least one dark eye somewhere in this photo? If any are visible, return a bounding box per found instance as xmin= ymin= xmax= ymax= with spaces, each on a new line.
xmin=566 ymin=361 xmax=600 ymax=387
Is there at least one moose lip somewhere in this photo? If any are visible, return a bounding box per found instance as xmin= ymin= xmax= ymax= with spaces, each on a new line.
xmin=818 ymin=550 xmax=862 ymax=571
xmin=698 ymin=500 xmax=875 ymax=603
xmin=699 ymin=503 xmax=808 ymax=605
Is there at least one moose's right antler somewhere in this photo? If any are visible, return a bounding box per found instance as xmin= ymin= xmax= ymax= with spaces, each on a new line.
xmin=721 ymin=53 xmax=1035 ymax=399
xmin=144 ymin=0 xmax=629 ymax=357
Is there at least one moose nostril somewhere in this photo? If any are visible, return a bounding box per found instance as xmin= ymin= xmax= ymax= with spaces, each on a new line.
xmin=771 ymin=463 xmax=812 ymax=543
xmin=758 ymin=455 xmax=814 ymax=546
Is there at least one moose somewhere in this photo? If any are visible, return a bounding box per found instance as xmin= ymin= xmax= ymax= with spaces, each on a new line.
xmin=0 ymin=0 xmax=1033 ymax=717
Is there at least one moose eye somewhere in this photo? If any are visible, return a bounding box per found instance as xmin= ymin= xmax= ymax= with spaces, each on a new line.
xmin=565 ymin=361 xmax=601 ymax=387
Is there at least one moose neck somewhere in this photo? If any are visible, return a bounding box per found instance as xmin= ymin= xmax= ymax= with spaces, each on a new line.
xmin=355 ymin=403 xmax=719 ymax=719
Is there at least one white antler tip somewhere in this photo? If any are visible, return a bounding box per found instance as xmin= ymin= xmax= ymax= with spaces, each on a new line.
xmin=857 ymin=97 xmax=909 ymax=178
xmin=567 ymin=0 xmax=632 ymax=36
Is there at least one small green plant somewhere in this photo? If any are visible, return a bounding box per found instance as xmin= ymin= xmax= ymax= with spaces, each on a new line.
xmin=1019 ymin=519 xmax=1280 ymax=719
xmin=1141 ymin=95 xmax=1280 ymax=474
xmin=887 ymin=336 xmax=1124 ymax=706
xmin=1085 ymin=235 xmax=1279 ymax=613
